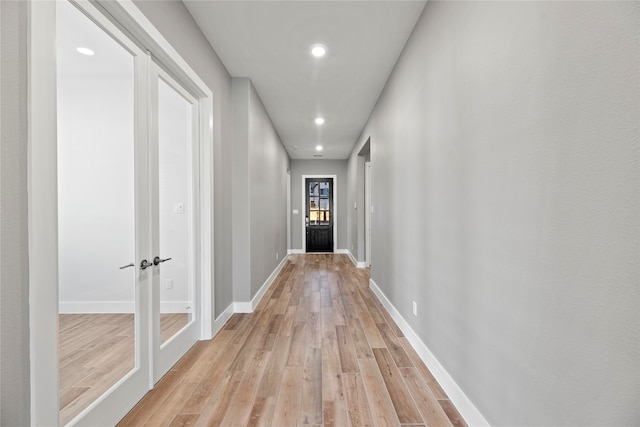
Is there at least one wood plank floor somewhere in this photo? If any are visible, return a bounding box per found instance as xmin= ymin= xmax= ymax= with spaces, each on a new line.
xmin=59 ymin=312 xmax=188 ymax=425
xmin=117 ymin=254 xmax=466 ymax=427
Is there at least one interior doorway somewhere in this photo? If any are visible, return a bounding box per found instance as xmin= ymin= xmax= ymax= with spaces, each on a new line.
xmin=305 ymin=177 xmax=334 ymax=252
xmin=357 ymin=138 xmax=371 ymax=267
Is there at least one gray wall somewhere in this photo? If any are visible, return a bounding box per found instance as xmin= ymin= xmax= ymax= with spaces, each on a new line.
xmin=134 ymin=0 xmax=234 ymax=318
xmin=290 ymin=159 xmax=348 ymax=251
xmin=0 ymin=1 xmax=30 ymax=424
xmin=232 ymin=78 xmax=251 ymax=302
xmin=348 ymin=1 xmax=639 ymax=425
xmin=247 ymin=82 xmax=289 ymax=297
xmin=233 ymin=78 xmax=289 ymax=302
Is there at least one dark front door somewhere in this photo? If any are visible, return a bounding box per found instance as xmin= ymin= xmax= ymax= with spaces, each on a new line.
xmin=305 ymin=178 xmax=333 ymax=252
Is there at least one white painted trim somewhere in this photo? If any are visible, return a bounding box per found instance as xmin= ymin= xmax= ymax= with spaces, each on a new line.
xmin=59 ymin=302 xmax=132 ymax=314
xmin=28 ymin=2 xmax=60 ymax=423
xmin=340 ymin=249 xmax=366 ymax=268
xmin=211 ymin=302 xmax=234 ymax=337
xmin=58 ymin=301 xmax=192 ymax=314
xmin=301 ymin=174 xmax=338 ymax=253
xmin=233 ymin=301 xmax=253 ymax=314
xmin=365 ymin=161 xmax=372 ymax=267
xmin=368 ymin=279 xmax=490 ymax=427
xmin=161 ymin=302 xmax=193 ymax=313
xmin=287 ymin=168 xmax=291 ymax=252
xmin=234 ymin=255 xmax=289 ymax=313
xmin=199 ymin=95 xmax=214 ymax=340
xmin=288 ymin=249 xmax=304 ymax=255
xmin=98 ymin=1 xmax=210 ymax=99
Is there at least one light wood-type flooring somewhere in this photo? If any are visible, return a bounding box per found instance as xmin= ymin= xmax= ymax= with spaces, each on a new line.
xmin=59 ymin=312 xmax=188 ymax=425
xmin=117 ymin=254 xmax=467 ymax=427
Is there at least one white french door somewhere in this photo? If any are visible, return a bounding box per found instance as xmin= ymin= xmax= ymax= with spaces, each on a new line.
xmin=29 ymin=1 xmax=206 ymax=425
xmin=149 ymin=62 xmax=200 ymax=382
xmin=55 ymin=1 xmax=152 ymax=426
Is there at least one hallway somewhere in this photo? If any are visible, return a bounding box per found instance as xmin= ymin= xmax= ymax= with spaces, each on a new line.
xmin=117 ymin=254 xmax=465 ymax=426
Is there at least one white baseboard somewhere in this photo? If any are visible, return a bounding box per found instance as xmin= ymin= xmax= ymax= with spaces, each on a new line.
xmin=234 ymin=255 xmax=289 ymax=313
xmin=340 ymin=249 xmax=367 ymax=268
xmin=233 ymin=301 xmax=253 ymax=313
xmin=58 ymin=301 xmax=133 ymax=314
xmin=211 ymin=302 xmax=234 ymax=337
xmin=288 ymin=249 xmax=304 ymax=255
xmin=58 ymin=301 xmax=192 ymax=314
xmin=161 ymin=302 xmax=192 ymax=313
xmin=369 ymin=278 xmax=490 ymax=427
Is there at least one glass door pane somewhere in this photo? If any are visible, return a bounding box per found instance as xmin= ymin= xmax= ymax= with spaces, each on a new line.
xmin=56 ymin=1 xmax=148 ymax=425
xmin=157 ymin=77 xmax=195 ymax=344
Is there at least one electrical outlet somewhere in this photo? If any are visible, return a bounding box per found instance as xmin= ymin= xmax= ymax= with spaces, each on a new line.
xmin=165 ymin=279 xmax=173 ymax=289
xmin=412 ymin=301 xmax=417 ymax=316
xmin=276 ymin=252 xmax=279 ymax=260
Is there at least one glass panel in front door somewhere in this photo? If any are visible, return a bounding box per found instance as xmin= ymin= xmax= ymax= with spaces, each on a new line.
xmin=319 ymin=181 xmax=330 ymax=224
xmin=308 ymin=180 xmax=331 ymax=225
xmin=56 ymin=1 xmax=136 ymax=424
xmin=157 ymin=78 xmax=195 ymax=343
xmin=309 ymin=181 xmax=319 ymax=225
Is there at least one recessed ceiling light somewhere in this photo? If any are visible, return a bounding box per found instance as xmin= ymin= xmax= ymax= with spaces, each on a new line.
xmin=76 ymin=47 xmax=95 ymax=56
xmin=315 ymin=145 xmax=323 ymax=151
xmin=311 ymin=44 xmax=326 ymax=58
xmin=315 ymin=117 xmax=325 ymax=125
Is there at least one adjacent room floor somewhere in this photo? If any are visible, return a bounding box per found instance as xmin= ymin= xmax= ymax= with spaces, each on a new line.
xmin=59 ymin=313 xmax=188 ymax=424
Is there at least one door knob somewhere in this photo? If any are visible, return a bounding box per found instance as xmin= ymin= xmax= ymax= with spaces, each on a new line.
xmin=119 ymin=263 xmax=134 ymax=269
xmin=153 ymin=256 xmax=172 ymax=266
xmin=140 ymin=259 xmax=152 ymax=270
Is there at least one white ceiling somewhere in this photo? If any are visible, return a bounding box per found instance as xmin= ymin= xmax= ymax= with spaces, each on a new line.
xmin=183 ymin=1 xmax=426 ymax=159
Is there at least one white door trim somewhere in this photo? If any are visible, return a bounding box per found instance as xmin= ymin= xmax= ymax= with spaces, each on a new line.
xmin=301 ymin=174 xmax=338 ymax=253
xmin=28 ymin=2 xmax=60 ymax=423
xmin=365 ymin=162 xmax=372 ymax=267
xmin=287 ymin=169 xmax=291 ymax=252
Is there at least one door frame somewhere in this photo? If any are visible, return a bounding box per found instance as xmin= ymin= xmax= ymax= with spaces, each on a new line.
xmin=365 ymin=162 xmax=372 ymax=267
xmin=28 ymin=0 xmax=214 ymax=424
xmin=301 ymin=174 xmax=337 ymax=253
xmin=287 ymin=169 xmax=291 ymax=252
